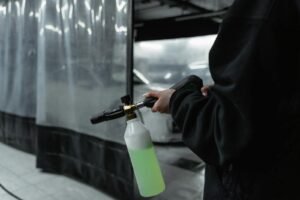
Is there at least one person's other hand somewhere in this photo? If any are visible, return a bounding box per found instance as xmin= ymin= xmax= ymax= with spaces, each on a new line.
xmin=144 ymin=89 xmax=176 ymax=113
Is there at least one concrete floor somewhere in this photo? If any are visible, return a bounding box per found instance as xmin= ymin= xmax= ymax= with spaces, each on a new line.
xmin=0 ymin=143 xmax=115 ymax=200
xmin=0 ymin=142 xmax=205 ymax=200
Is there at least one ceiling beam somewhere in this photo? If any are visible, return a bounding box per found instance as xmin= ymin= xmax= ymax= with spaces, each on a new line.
xmin=165 ymin=0 xmax=211 ymax=13
xmin=134 ymin=15 xmax=220 ymax=41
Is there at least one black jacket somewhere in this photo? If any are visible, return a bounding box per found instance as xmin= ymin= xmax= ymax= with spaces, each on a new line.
xmin=170 ymin=0 xmax=300 ymax=199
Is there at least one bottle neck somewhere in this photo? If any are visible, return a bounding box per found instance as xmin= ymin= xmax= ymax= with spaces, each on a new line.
xmin=126 ymin=112 xmax=137 ymax=121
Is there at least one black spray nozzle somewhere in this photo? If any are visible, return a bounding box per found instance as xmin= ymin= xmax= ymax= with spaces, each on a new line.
xmin=90 ymin=106 xmax=125 ymax=124
xmin=90 ymin=95 xmax=136 ymax=124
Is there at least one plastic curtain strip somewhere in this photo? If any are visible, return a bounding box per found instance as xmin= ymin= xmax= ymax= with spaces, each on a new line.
xmin=0 ymin=0 xmax=128 ymax=143
xmin=0 ymin=0 xmax=37 ymax=117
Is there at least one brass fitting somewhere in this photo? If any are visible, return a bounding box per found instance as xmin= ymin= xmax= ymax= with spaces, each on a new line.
xmin=123 ymin=104 xmax=137 ymax=114
xmin=123 ymin=104 xmax=138 ymax=120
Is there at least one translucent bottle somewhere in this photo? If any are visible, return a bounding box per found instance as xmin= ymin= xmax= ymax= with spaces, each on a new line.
xmin=124 ymin=114 xmax=165 ymax=197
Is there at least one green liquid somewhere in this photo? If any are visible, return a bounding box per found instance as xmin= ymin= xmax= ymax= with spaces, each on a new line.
xmin=128 ymin=146 xmax=165 ymax=197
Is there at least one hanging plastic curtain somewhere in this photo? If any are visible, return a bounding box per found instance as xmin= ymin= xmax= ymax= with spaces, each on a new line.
xmin=0 ymin=0 xmax=38 ymax=117
xmin=0 ymin=0 xmax=128 ymax=143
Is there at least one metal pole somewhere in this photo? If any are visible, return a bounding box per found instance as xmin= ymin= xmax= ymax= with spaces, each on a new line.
xmin=126 ymin=0 xmax=134 ymax=104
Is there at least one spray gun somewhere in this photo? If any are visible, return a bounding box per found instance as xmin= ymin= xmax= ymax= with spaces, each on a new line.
xmin=89 ymin=75 xmax=203 ymax=197
xmin=90 ymin=75 xmax=203 ymax=124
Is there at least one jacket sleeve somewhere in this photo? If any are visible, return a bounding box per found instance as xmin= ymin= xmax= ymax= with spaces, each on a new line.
xmin=170 ymin=85 xmax=254 ymax=166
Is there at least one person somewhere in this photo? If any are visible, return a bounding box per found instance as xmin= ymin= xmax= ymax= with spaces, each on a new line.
xmin=145 ymin=0 xmax=300 ymax=199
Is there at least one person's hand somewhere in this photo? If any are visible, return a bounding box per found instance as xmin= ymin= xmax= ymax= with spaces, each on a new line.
xmin=144 ymin=89 xmax=176 ymax=113
xmin=201 ymin=85 xmax=213 ymax=96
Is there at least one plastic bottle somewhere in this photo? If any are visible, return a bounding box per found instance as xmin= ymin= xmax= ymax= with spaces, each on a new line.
xmin=124 ymin=113 xmax=165 ymax=197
